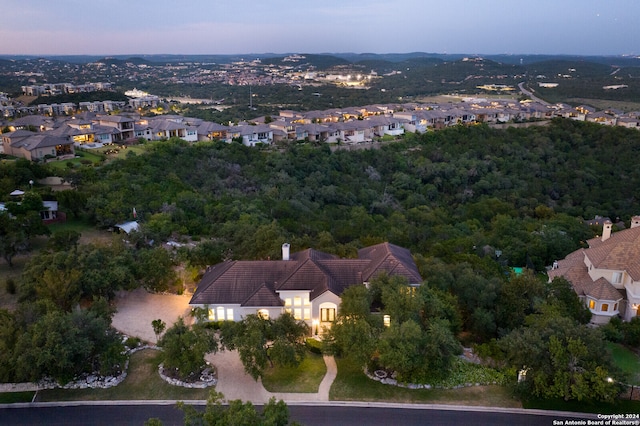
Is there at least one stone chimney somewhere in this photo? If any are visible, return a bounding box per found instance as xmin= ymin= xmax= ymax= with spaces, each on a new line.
xmin=282 ymin=243 xmax=290 ymax=261
xmin=602 ymin=220 xmax=612 ymax=241
xmin=631 ymin=216 xmax=640 ymax=229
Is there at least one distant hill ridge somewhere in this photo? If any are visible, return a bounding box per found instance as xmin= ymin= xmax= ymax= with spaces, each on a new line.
xmin=1 ymin=52 xmax=638 ymax=68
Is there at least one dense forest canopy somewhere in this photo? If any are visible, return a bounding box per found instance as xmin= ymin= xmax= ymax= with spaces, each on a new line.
xmin=74 ymin=119 xmax=640 ymax=272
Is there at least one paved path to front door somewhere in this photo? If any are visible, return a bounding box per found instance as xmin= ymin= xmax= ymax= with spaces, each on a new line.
xmin=206 ymin=350 xmax=338 ymax=404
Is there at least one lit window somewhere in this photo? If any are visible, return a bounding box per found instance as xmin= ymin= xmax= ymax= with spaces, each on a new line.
xmin=217 ymin=307 xmax=225 ymax=321
xmin=304 ymin=308 xmax=311 ymax=320
xmin=208 ymin=309 xmax=215 ymax=321
xmin=257 ymin=309 xmax=269 ymax=319
xmin=383 ymin=315 xmax=391 ymax=327
xmin=284 ymin=298 xmax=292 ymax=306
xmin=303 ymin=296 xmax=310 ymax=306
xmin=602 ymin=304 xmax=609 ymax=312
xmin=294 ymin=296 xmax=302 ymax=306
xmin=294 ymin=308 xmax=302 ymax=320
xmin=589 ymin=300 xmax=596 ymax=310
xmin=320 ymin=308 xmax=336 ymax=322
xmin=226 ymin=309 xmax=234 ymax=320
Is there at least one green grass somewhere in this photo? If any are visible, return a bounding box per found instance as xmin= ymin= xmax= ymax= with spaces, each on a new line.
xmin=95 ymin=144 xmax=149 ymax=160
xmin=47 ymin=150 xmax=104 ymax=171
xmin=47 ymin=216 xmax=113 ymax=245
xmin=0 ymin=392 xmax=35 ymax=403
xmin=608 ymin=342 xmax=640 ymax=385
xmin=329 ymin=356 xmax=521 ymax=407
xmin=47 ymin=216 xmax=95 ymax=234
xmin=261 ymin=352 xmax=327 ymax=393
xmin=36 ymin=349 xmax=212 ymax=402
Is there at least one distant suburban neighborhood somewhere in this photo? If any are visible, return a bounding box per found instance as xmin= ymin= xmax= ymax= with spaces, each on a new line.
xmin=3 ymin=88 xmax=640 ymax=161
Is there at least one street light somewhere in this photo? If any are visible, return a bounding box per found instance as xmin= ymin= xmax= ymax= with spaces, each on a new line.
xmin=29 ymin=180 xmax=33 ymax=189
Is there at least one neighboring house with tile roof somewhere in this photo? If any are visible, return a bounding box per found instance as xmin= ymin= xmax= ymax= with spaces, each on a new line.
xmin=190 ymin=242 xmax=423 ymax=331
xmin=2 ymin=130 xmax=74 ymax=161
xmin=548 ymin=218 xmax=640 ymax=324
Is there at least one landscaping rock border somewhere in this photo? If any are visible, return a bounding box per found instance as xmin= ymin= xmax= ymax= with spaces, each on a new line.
xmin=157 ymin=363 xmax=217 ymax=389
xmin=365 ymin=368 xmax=499 ymax=390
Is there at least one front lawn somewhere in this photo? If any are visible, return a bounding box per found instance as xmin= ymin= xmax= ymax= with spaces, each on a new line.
xmin=0 ymin=391 xmax=35 ymax=403
xmin=36 ymin=349 xmax=211 ymax=401
xmin=261 ymin=351 xmax=326 ymax=393
xmin=329 ymin=356 xmax=521 ymax=407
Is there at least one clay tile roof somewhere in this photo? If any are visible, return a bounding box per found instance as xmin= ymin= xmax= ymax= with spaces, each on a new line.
xmin=548 ymin=249 xmax=589 ymax=294
xmin=549 ymin=225 xmax=640 ymax=304
xmin=190 ymin=260 xmax=299 ymax=306
xmin=584 ymin=278 xmax=623 ymax=301
xmin=190 ymin=243 xmax=423 ymax=307
xmin=358 ymin=242 xmax=422 ymax=284
xmin=585 ymin=226 xmax=640 ymax=280
xmin=243 ymin=283 xmax=284 ymax=307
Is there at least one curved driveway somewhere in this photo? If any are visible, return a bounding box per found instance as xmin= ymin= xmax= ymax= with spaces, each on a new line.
xmin=112 ymin=289 xmax=338 ymax=403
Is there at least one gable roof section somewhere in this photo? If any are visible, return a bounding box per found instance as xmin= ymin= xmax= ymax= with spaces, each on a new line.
xmin=585 ymin=226 xmax=640 ymax=281
xmin=190 ymin=260 xmax=300 ymax=306
xmin=548 ymin=234 xmax=627 ymax=303
xmin=358 ymin=242 xmax=422 ymax=284
xmin=10 ymin=134 xmax=71 ymax=151
xmin=243 ymin=282 xmax=284 ymax=307
xmin=585 ymin=278 xmax=624 ymax=301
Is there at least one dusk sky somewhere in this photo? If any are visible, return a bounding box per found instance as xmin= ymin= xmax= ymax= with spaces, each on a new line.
xmin=2 ymin=0 xmax=638 ymax=56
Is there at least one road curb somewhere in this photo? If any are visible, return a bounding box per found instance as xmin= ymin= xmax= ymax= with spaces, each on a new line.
xmin=0 ymin=400 xmax=599 ymax=419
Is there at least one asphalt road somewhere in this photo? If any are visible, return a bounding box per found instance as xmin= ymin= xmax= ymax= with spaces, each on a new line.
xmin=0 ymin=403 xmax=596 ymax=426
xmin=518 ymin=82 xmax=550 ymax=106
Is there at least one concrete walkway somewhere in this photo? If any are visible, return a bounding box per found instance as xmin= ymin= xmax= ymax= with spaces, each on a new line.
xmin=206 ymin=350 xmax=338 ymax=404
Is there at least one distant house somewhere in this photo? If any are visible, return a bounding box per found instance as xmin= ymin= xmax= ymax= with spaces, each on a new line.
xmin=364 ymin=115 xmax=405 ymax=138
xmin=93 ymin=115 xmax=135 ymax=142
xmin=0 ymin=196 xmax=65 ymax=224
xmin=333 ymin=121 xmax=370 ymax=144
xmin=41 ymin=200 xmax=64 ymax=224
xmin=2 ymin=130 xmax=74 ymax=161
xmin=196 ymin=121 xmax=230 ymax=142
xmin=190 ymin=242 xmax=422 ymax=330
xmin=548 ymin=218 xmax=640 ymax=324
xmin=144 ymin=116 xmax=198 ymax=142
xmin=229 ymin=124 xmax=274 ymax=146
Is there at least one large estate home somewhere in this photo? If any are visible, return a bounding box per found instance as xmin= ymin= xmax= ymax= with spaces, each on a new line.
xmin=548 ymin=217 xmax=640 ymax=324
xmin=189 ymin=242 xmax=422 ymax=331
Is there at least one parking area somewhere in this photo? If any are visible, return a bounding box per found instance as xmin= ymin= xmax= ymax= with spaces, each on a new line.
xmin=111 ymin=287 xmax=193 ymax=344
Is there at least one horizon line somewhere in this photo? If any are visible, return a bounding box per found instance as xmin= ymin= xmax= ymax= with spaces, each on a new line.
xmin=0 ymin=51 xmax=637 ymax=58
